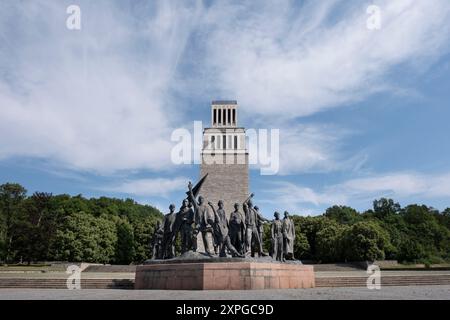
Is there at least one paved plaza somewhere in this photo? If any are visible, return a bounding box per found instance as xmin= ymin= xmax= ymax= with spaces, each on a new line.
xmin=0 ymin=285 xmax=449 ymax=300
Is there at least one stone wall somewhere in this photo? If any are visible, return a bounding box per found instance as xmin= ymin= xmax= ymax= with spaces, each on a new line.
xmin=199 ymin=153 xmax=249 ymax=217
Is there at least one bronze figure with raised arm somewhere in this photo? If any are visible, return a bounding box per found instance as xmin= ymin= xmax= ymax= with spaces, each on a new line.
xmin=208 ymin=200 xmax=244 ymax=258
xmin=188 ymin=181 xmax=214 ymax=255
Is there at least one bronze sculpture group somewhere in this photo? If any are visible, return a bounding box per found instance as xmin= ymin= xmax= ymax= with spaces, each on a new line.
xmin=150 ymin=178 xmax=296 ymax=263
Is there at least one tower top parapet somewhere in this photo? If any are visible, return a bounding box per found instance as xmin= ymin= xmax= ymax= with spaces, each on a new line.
xmin=210 ymin=100 xmax=238 ymax=128
xmin=212 ymin=100 xmax=237 ymax=105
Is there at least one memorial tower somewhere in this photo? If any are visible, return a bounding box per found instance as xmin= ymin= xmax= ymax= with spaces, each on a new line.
xmin=200 ymin=100 xmax=249 ymax=215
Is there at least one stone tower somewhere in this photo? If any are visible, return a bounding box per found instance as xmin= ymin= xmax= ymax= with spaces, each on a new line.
xmin=199 ymin=100 xmax=249 ymax=216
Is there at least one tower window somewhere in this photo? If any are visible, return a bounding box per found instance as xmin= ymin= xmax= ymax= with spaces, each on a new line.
xmin=234 ymin=136 xmax=238 ymax=149
xmin=233 ymin=109 xmax=236 ymax=124
xmin=223 ymin=109 xmax=226 ymax=126
xmin=218 ymin=108 xmax=221 ymax=124
xmin=213 ymin=109 xmax=217 ymax=125
xmin=228 ymin=109 xmax=231 ymax=124
xmin=211 ymin=136 xmax=215 ymax=149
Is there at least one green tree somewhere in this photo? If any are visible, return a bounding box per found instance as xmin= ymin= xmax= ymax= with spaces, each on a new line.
xmin=343 ymin=221 xmax=390 ymax=262
xmin=53 ymin=212 xmax=117 ymax=263
xmin=398 ymin=205 xmax=450 ymax=263
xmin=292 ymin=216 xmax=329 ymax=260
xmin=373 ymin=198 xmax=401 ymax=220
xmin=115 ymin=218 xmax=135 ymax=264
xmin=315 ymin=222 xmax=347 ymax=262
xmin=134 ymin=217 xmax=159 ymax=262
xmin=12 ymin=192 xmax=55 ymax=263
xmin=0 ymin=183 xmax=27 ymax=262
xmin=293 ymin=229 xmax=310 ymax=260
xmin=324 ymin=206 xmax=361 ymax=225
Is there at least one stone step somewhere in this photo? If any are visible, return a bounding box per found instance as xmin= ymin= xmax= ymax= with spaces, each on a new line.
xmin=311 ymin=264 xmax=364 ymax=272
xmin=316 ymin=276 xmax=450 ymax=287
xmin=0 ymin=278 xmax=134 ymax=289
xmin=2 ymin=276 xmax=449 ymax=289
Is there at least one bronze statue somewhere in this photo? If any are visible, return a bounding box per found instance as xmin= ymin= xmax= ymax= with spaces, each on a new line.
xmin=175 ymin=198 xmax=195 ymax=254
xmin=271 ymin=211 xmax=284 ymax=262
xmin=150 ymin=220 xmax=164 ymax=259
xmin=208 ymin=201 xmax=244 ymax=258
xmin=282 ymin=211 xmax=296 ymax=260
xmin=254 ymin=205 xmax=270 ymax=249
xmin=229 ymin=203 xmax=246 ymax=255
xmin=189 ymin=201 xmax=198 ymax=252
xmin=243 ymin=194 xmax=266 ymax=257
xmin=162 ymin=204 xmax=177 ymax=259
xmin=188 ymin=182 xmax=214 ymax=255
xmin=151 ymin=174 xmax=296 ymax=263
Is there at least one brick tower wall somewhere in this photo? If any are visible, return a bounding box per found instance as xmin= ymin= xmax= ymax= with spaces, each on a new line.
xmin=199 ymin=153 xmax=249 ymax=217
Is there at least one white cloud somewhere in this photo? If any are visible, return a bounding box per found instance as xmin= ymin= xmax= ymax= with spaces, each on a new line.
xmin=265 ymin=172 xmax=450 ymax=213
xmin=277 ymin=124 xmax=366 ymax=174
xmin=100 ymin=177 xmax=188 ymax=198
xmin=1 ymin=0 xmax=449 ymax=180
xmin=201 ymin=0 xmax=450 ymax=119
xmin=0 ymin=0 xmax=203 ymax=173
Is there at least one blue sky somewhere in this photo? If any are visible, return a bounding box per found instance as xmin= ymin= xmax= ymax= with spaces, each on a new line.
xmin=1 ymin=0 xmax=450 ymax=217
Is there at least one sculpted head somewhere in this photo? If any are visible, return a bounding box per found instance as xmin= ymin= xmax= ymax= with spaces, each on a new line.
xmin=234 ymin=203 xmax=240 ymax=211
xmin=198 ymin=196 xmax=205 ymax=205
xmin=284 ymin=211 xmax=290 ymax=218
xmin=169 ymin=204 xmax=175 ymax=213
xmin=274 ymin=211 xmax=280 ymax=220
xmin=254 ymin=206 xmax=259 ymax=212
xmin=182 ymin=199 xmax=189 ymax=208
xmin=218 ymin=200 xmax=224 ymax=209
xmin=248 ymin=199 xmax=253 ymax=208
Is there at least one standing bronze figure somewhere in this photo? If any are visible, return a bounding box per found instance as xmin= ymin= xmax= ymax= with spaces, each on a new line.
xmin=208 ymin=201 xmax=244 ymax=258
xmin=175 ymin=198 xmax=195 ymax=254
xmin=150 ymin=220 xmax=164 ymax=259
xmin=243 ymin=194 xmax=266 ymax=257
xmin=282 ymin=211 xmax=296 ymax=260
xmin=162 ymin=204 xmax=177 ymax=259
xmin=229 ymin=203 xmax=246 ymax=255
xmin=271 ymin=212 xmax=284 ymax=262
xmin=254 ymin=205 xmax=270 ymax=250
xmin=188 ymin=182 xmax=214 ymax=255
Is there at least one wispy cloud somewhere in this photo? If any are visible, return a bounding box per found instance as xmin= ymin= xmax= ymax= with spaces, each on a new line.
xmin=0 ymin=0 xmax=202 ymax=173
xmin=201 ymin=0 xmax=450 ymax=119
xmin=99 ymin=177 xmax=188 ymax=198
xmin=277 ymin=124 xmax=367 ymax=174
xmin=264 ymin=172 xmax=450 ymax=214
xmin=1 ymin=0 xmax=450 ymax=183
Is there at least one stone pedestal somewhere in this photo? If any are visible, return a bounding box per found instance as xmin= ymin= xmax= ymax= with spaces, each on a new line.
xmin=135 ymin=262 xmax=315 ymax=290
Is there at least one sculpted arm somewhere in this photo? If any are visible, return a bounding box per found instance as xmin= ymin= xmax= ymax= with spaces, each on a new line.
xmin=208 ymin=202 xmax=219 ymax=223
xmin=188 ymin=182 xmax=198 ymax=211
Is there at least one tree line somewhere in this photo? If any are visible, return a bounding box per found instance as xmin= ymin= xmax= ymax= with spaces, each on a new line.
xmin=0 ymin=183 xmax=162 ymax=264
xmin=1 ymin=183 xmax=449 ymax=264
xmin=262 ymin=199 xmax=450 ymax=264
